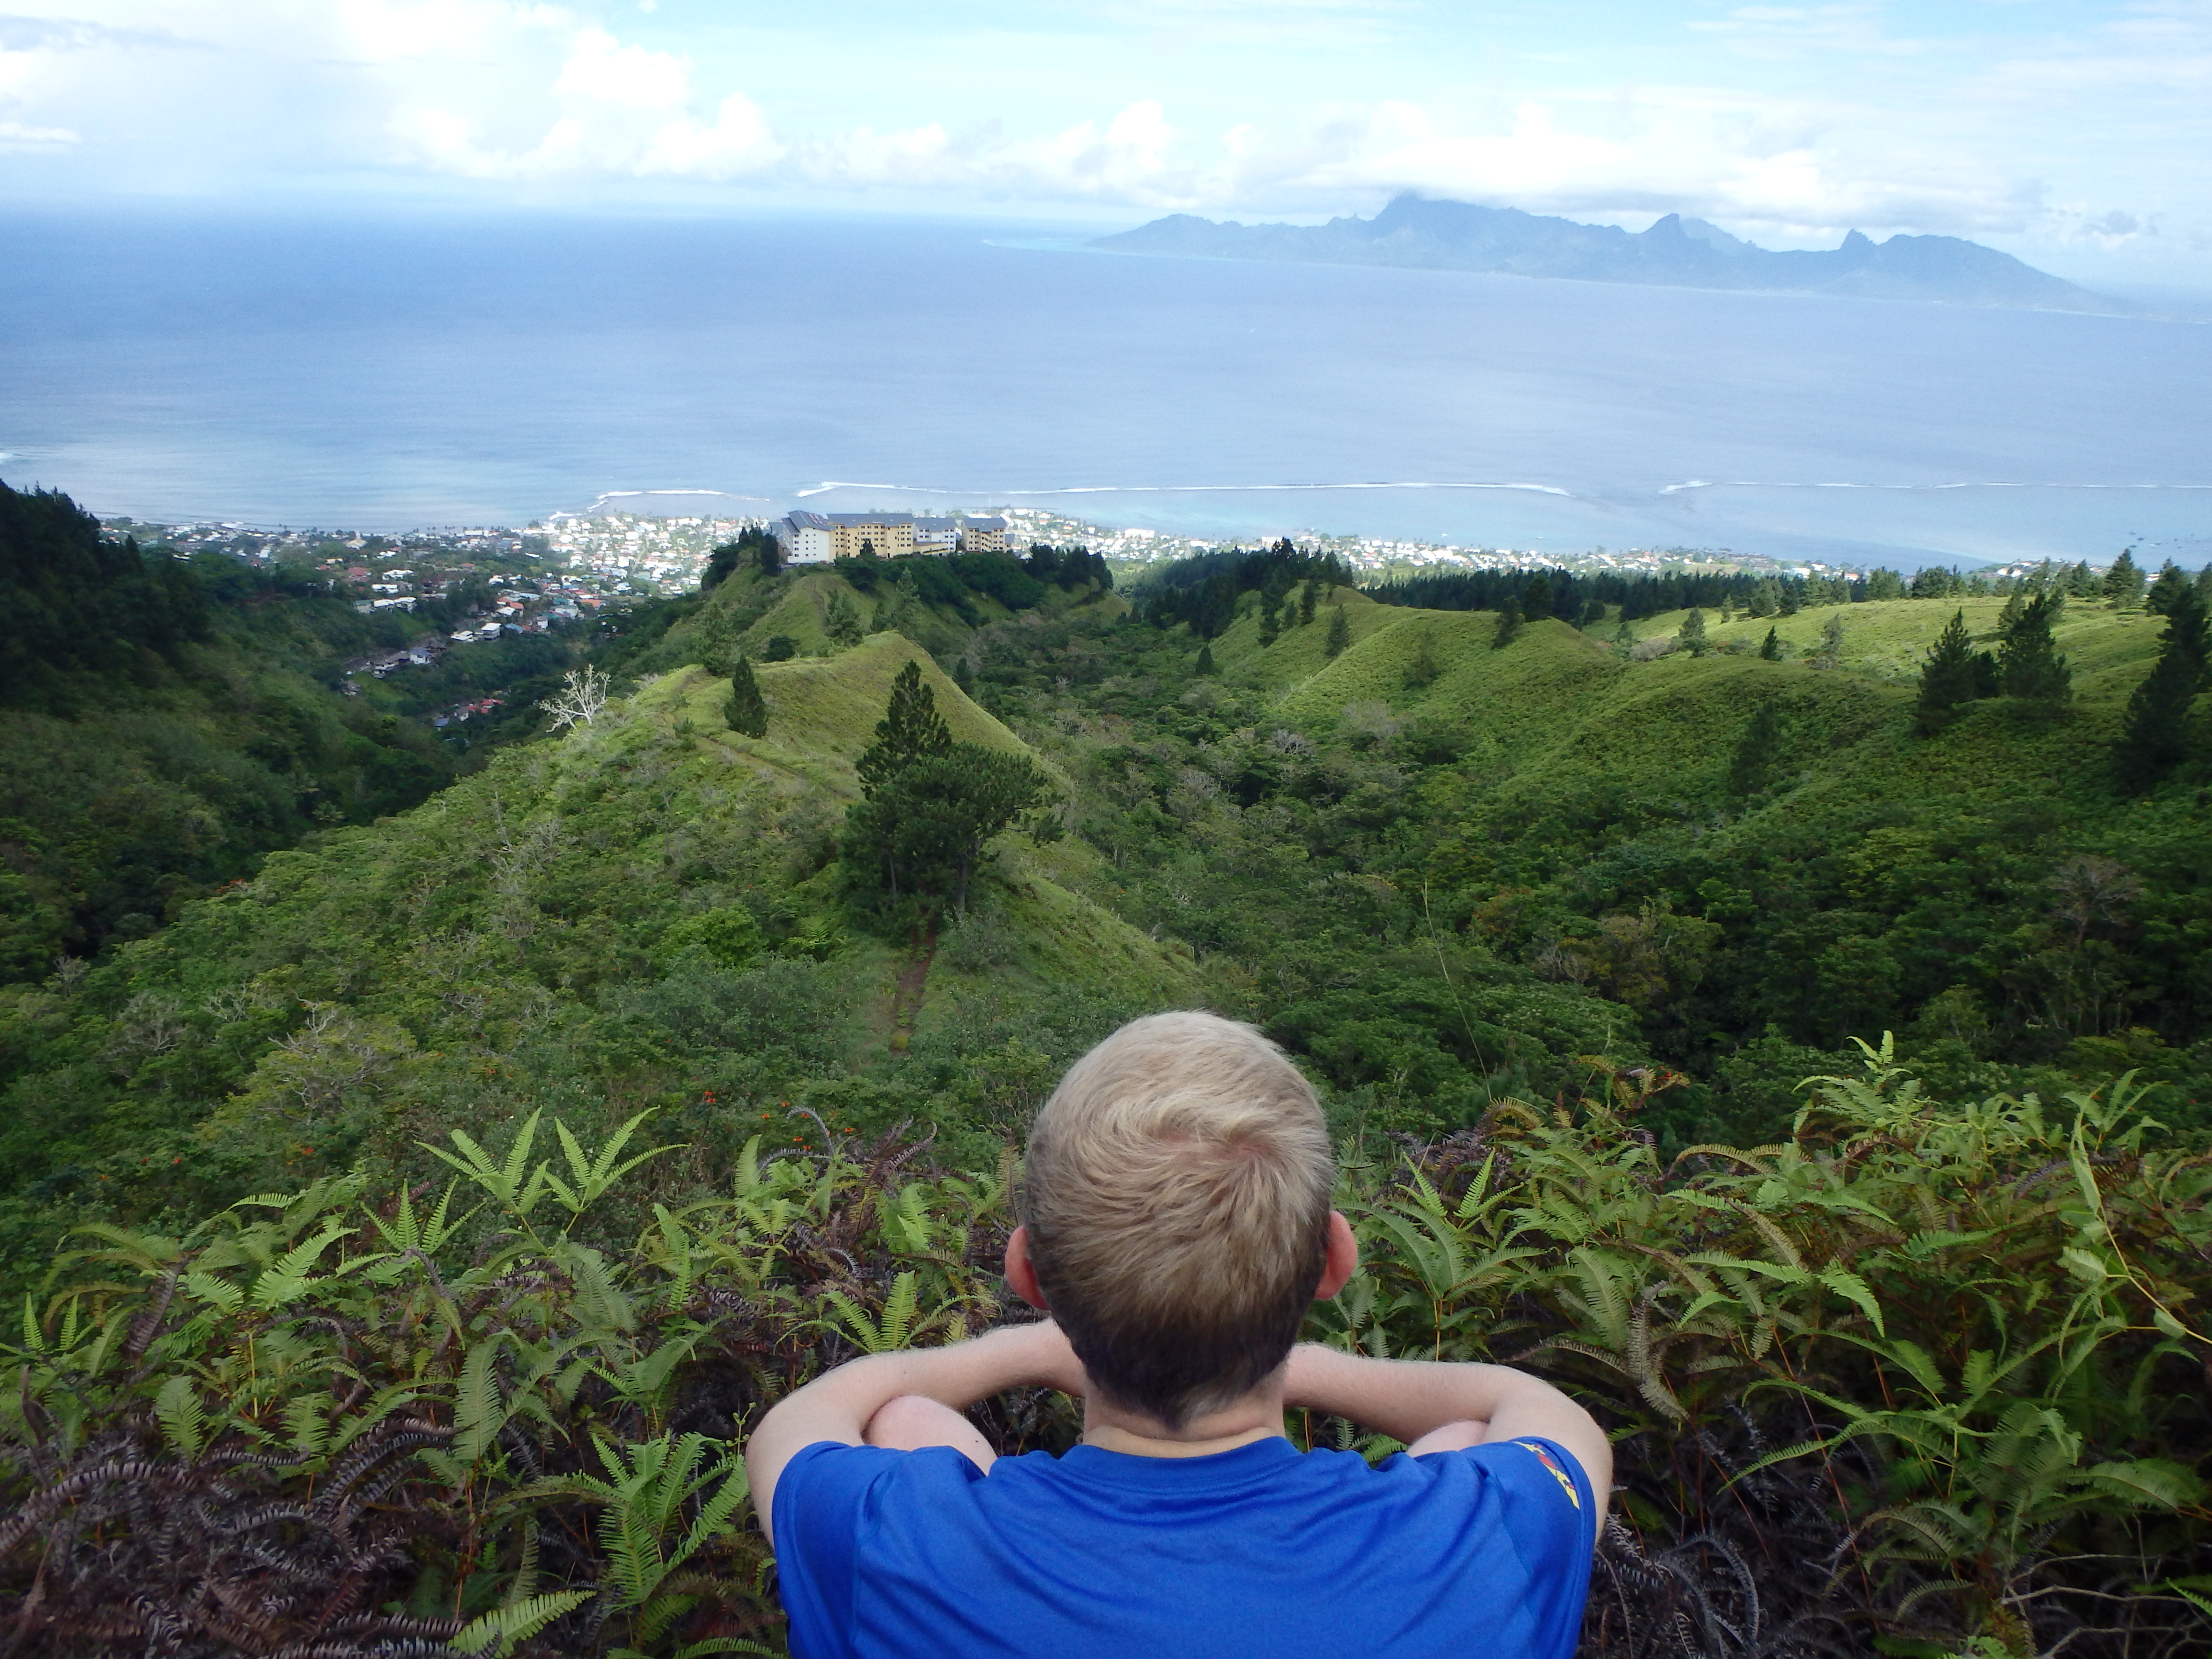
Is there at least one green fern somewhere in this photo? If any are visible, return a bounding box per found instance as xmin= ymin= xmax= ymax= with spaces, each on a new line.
xmin=153 ymin=1374 xmax=205 ymax=1457
xmin=448 ymin=1589 xmax=590 ymax=1657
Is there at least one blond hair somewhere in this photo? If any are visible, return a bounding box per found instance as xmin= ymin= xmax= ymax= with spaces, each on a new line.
xmin=1022 ymin=1011 xmax=1334 ymax=1429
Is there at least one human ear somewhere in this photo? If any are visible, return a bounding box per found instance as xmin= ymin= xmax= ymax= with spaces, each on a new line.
xmin=1314 ymin=1211 xmax=1360 ymax=1300
xmin=1005 ymin=1225 xmax=1051 ymax=1311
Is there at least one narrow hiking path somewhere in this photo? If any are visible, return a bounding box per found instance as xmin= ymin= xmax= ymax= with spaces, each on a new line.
xmin=887 ymin=925 xmax=938 ymax=1051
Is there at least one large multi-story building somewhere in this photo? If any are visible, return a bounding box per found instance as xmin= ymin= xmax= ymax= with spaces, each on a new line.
xmin=772 ymin=511 xmax=1010 ymax=563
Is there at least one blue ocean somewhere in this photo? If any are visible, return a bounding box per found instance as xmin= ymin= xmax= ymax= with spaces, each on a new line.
xmin=1 ymin=207 xmax=2207 ymax=569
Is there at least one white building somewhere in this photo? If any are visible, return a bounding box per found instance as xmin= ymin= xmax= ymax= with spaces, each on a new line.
xmin=773 ymin=510 xmax=1010 ymax=563
xmin=774 ymin=511 xmax=837 ymax=565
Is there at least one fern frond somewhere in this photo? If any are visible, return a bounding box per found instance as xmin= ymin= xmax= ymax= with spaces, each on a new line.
xmin=153 ymin=1373 xmax=205 ymax=1457
xmin=448 ymin=1588 xmax=590 ymax=1657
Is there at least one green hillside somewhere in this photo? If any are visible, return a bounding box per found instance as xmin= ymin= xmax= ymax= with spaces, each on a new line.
xmin=0 ymin=481 xmax=572 ymax=982
xmin=0 ymin=625 xmax=1192 ymax=1278
xmin=5 ymin=535 xmax=2211 ymax=1659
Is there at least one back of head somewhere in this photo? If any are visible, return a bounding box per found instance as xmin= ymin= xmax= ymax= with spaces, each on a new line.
xmin=1022 ymin=1011 xmax=1334 ymax=1431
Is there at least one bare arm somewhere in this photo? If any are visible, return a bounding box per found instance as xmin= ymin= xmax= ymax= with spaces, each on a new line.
xmin=743 ymin=1321 xmax=1082 ymax=1547
xmin=1285 ymin=1346 xmax=1611 ymax=1540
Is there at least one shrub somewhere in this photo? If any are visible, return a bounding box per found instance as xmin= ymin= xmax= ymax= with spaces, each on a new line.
xmin=3 ymin=1046 xmax=2206 ymax=1656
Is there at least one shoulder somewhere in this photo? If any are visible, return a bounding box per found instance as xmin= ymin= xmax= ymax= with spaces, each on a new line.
xmin=1451 ymin=1438 xmax=1595 ymax=1559
xmin=777 ymin=1441 xmax=987 ymax=1518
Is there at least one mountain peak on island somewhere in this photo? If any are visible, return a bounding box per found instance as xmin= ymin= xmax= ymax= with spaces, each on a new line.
xmin=1092 ymin=194 xmax=2128 ymax=315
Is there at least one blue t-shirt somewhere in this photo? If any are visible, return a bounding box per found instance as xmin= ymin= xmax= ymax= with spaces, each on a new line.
xmin=772 ymin=1433 xmax=1595 ymax=1659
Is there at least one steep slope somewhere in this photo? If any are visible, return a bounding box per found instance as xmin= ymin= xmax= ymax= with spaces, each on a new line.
xmin=0 ymin=630 xmax=1193 ymax=1284
xmin=0 ymin=482 xmax=499 ymax=981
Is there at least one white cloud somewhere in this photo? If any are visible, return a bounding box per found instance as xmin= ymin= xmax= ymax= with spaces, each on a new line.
xmin=385 ymin=22 xmax=779 ymax=179
xmin=0 ymin=118 xmax=77 ymax=149
xmin=0 ymin=3 xmax=2202 ymax=278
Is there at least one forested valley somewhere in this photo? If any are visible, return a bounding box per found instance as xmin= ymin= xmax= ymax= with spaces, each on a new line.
xmin=2 ymin=484 xmax=2210 ymax=1659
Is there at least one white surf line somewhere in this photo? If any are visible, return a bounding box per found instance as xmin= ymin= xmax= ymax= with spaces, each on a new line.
xmin=1660 ymin=480 xmax=2212 ymax=495
xmin=797 ymin=480 xmax=1577 ymax=499
xmin=584 ymin=488 xmax=774 ymax=511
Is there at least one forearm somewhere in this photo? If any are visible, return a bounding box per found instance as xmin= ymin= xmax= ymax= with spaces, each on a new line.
xmin=1285 ymin=1346 xmax=1556 ymax=1443
xmin=799 ymin=1327 xmax=1052 ymax=1423
xmin=746 ymin=1321 xmax=1077 ymax=1542
xmin=1286 ymin=1344 xmax=1611 ymax=1534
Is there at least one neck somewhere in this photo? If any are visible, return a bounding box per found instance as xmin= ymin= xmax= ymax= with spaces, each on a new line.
xmin=1082 ymin=1381 xmax=1287 ymax=1459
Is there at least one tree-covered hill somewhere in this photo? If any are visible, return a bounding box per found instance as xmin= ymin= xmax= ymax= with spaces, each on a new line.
xmin=0 ymin=481 xmax=574 ymax=981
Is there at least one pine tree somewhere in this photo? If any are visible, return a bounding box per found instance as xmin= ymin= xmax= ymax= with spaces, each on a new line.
xmin=2198 ymin=563 xmax=2212 ymax=605
xmin=724 ymin=653 xmax=768 ymax=738
xmin=1728 ymin=700 xmax=1785 ymax=796
xmin=1258 ymin=590 xmax=1282 ymax=646
xmin=1298 ymin=579 xmax=1318 ymax=625
xmin=1760 ymin=628 xmax=1781 ymax=661
xmin=1492 ymin=598 xmax=1522 ymax=650
xmin=952 ymin=656 xmax=974 ymax=694
xmin=1997 ymin=592 xmax=2072 ymax=707
xmin=1914 ymin=609 xmax=1978 ymax=734
xmin=855 ymin=660 xmax=952 ymax=795
xmin=2114 ymin=589 xmax=2211 ymax=792
xmin=2068 ymin=560 xmax=2101 ymax=599
xmin=1195 ymin=643 xmax=1215 ymax=676
xmin=824 ymin=590 xmax=864 ymax=647
xmin=2145 ymin=560 xmax=2190 ymax=616
xmin=1522 ymin=574 xmax=1552 ymax=619
xmin=1817 ymin=614 xmax=1846 ymax=665
xmin=1677 ymin=607 xmax=1708 ymax=657
xmin=1325 ymin=606 xmax=1352 ymax=658
xmin=1998 ymin=586 xmax=2026 ymax=633
xmin=876 ymin=566 xmax=922 ymax=635
xmin=1777 ymin=582 xmax=1801 ymax=617
xmin=2103 ymin=548 xmax=2145 ymax=607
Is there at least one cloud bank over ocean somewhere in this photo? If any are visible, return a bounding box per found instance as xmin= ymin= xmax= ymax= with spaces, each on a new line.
xmin=2 ymin=3 xmax=2209 ymax=283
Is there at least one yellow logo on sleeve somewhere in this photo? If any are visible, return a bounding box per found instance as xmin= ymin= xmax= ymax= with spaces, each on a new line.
xmin=1510 ymin=1441 xmax=1581 ymax=1509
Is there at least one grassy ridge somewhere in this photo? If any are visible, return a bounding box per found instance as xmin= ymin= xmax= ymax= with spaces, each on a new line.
xmin=0 ymin=625 xmax=1190 ymax=1279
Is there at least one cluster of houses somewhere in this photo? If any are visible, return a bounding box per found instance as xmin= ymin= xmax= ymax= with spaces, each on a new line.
xmin=771 ymin=512 xmax=1008 ymax=565
xmin=432 ymin=695 xmax=506 ymax=730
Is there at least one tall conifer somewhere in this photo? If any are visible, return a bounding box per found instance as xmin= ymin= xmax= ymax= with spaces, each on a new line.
xmin=1760 ymin=628 xmax=1781 ymax=661
xmin=1817 ymin=614 xmax=1845 ymax=665
xmin=856 ymin=660 xmax=951 ymax=795
xmin=1997 ymin=592 xmax=2072 ymax=707
xmin=2146 ymin=560 xmax=2190 ymax=616
xmin=1325 ymin=606 xmax=1352 ymax=657
xmin=2114 ymin=589 xmax=2211 ymax=792
xmin=724 ymin=653 xmax=768 ymax=738
xmin=2103 ymin=548 xmax=2145 ymax=607
xmin=1677 ymin=608 xmax=1708 ymax=657
xmin=1492 ymin=598 xmax=1522 ymax=650
xmin=1915 ymin=609 xmax=1978 ymax=733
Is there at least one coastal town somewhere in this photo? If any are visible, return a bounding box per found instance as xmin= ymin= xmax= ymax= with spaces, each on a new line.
xmin=104 ymin=502 xmax=2073 ymax=693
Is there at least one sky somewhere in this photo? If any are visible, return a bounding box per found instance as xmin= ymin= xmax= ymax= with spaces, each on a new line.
xmin=2 ymin=2 xmax=2210 ymax=285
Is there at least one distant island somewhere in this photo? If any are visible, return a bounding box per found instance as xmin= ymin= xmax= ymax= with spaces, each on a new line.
xmin=1093 ymin=193 xmax=2128 ymax=314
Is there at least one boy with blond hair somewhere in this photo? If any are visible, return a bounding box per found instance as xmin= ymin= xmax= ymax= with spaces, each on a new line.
xmin=747 ymin=1011 xmax=1608 ymax=1659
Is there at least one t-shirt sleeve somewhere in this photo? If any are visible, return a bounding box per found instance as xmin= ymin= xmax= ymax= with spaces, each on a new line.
xmin=1467 ymin=1436 xmax=1598 ymax=1659
xmin=771 ymin=1441 xmax=910 ymax=1659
